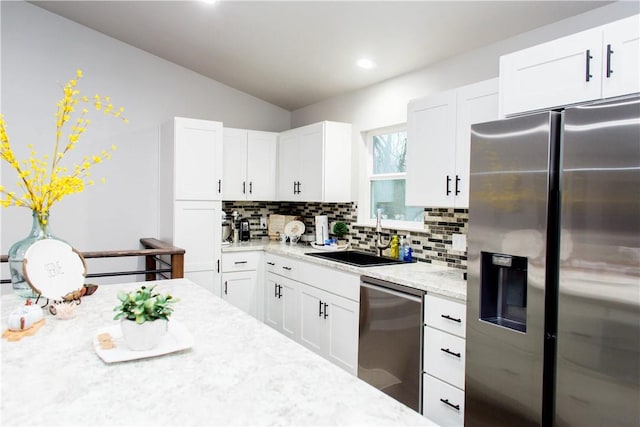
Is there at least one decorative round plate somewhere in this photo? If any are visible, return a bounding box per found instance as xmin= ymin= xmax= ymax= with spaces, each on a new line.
xmin=23 ymin=239 xmax=87 ymax=300
xmin=284 ymin=220 xmax=305 ymax=237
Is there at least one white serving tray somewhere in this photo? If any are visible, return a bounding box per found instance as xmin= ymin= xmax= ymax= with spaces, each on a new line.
xmin=94 ymin=320 xmax=193 ymax=363
xmin=310 ymin=242 xmax=351 ymax=251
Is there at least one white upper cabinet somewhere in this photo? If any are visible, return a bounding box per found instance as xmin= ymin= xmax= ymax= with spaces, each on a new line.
xmin=169 ymin=117 xmax=223 ymax=200
xmin=277 ymin=121 xmax=352 ymax=202
xmin=500 ymin=14 xmax=640 ymax=116
xmin=602 ymin=15 xmax=640 ymax=99
xmin=406 ymin=90 xmax=457 ymax=208
xmin=223 ymin=128 xmax=277 ymax=201
xmin=406 ymin=79 xmax=498 ymax=208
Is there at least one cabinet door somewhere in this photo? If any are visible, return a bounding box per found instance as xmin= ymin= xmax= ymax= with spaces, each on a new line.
xmin=454 ymin=79 xmax=499 ymax=208
xmin=222 ymin=270 xmax=257 ymax=317
xmin=277 ymin=130 xmax=300 ymax=200
xmin=222 ymin=128 xmax=248 ymax=200
xmin=247 ymin=131 xmax=278 ymax=201
xmin=602 ymin=15 xmax=640 ymax=99
xmin=299 ymin=284 xmax=327 ymax=354
xmin=499 ymin=28 xmax=603 ymax=116
xmin=406 ymin=90 xmax=457 ymax=207
xmin=173 ymin=200 xmax=221 ymax=274
xmin=297 ymin=124 xmax=324 ymax=202
xmin=325 ymin=293 xmax=359 ymax=375
xmin=174 ymin=118 xmax=223 ymax=200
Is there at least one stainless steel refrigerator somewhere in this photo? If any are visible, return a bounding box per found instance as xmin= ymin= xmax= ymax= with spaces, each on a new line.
xmin=465 ymin=95 xmax=640 ymax=427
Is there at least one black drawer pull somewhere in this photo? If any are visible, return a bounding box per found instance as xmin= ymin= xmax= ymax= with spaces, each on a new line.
xmin=234 ymin=261 xmax=248 ymax=265
xmin=282 ymin=266 xmax=292 ymax=271
xmin=441 ymin=348 xmax=461 ymax=358
xmin=441 ymin=314 xmax=461 ymax=323
xmin=440 ymin=398 xmax=460 ymax=411
xmin=267 ymin=262 xmax=275 ymax=266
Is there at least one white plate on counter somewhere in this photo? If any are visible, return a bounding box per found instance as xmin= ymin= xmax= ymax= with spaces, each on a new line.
xmin=310 ymin=242 xmax=351 ymax=251
xmin=284 ymin=220 xmax=305 ymax=236
xmin=93 ymin=320 xmax=193 ymax=363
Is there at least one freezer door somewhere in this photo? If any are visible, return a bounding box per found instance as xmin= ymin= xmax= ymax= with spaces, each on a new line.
xmin=557 ymin=96 xmax=640 ymax=427
xmin=466 ymin=112 xmax=558 ymax=426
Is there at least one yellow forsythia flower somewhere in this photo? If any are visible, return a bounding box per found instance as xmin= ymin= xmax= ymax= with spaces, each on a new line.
xmin=0 ymin=70 xmax=128 ymax=213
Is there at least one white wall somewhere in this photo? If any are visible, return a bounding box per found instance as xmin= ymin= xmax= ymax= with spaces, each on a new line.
xmin=1 ymin=1 xmax=290 ymax=284
xmin=290 ymin=1 xmax=639 ymax=201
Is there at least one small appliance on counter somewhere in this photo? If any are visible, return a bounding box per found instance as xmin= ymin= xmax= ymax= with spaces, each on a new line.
xmin=239 ymin=218 xmax=251 ymax=241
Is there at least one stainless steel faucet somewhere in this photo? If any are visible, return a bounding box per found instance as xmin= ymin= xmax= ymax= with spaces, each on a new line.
xmin=374 ymin=208 xmax=390 ymax=256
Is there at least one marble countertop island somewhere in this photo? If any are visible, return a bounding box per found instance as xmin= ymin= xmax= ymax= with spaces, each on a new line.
xmin=223 ymin=240 xmax=467 ymax=301
xmin=1 ymin=279 xmax=434 ymax=427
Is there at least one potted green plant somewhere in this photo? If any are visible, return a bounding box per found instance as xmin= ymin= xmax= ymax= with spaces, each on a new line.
xmin=113 ymin=285 xmax=178 ymax=351
xmin=332 ymin=221 xmax=349 ymax=243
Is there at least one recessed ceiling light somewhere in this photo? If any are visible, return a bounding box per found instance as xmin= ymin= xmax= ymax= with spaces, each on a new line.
xmin=357 ymin=58 xmax=376 ymax=70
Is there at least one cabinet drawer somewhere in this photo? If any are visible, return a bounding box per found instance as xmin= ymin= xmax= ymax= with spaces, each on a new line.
xmin=423 ymin=326 xmax=466 ymax=390
xmin=424 ymin=294 xmax=466 ymax=338
xmin=423 ymin=373 xmax=465 ymax=427
xmin=265 ymin=253 xmax=299 ymax=279
xmin=297 ymin=259 xmax=359 ymax=302
xmin=222 ymin=251 xmax=262 ymax=272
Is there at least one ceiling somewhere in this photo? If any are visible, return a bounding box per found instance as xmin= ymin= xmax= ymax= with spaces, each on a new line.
xmin=30 ymin=1 xmax=611 ymax=111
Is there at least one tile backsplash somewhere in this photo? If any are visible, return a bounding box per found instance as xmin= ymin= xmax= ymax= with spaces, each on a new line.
xmin=222 ymin=201 xmax=467 ymax=271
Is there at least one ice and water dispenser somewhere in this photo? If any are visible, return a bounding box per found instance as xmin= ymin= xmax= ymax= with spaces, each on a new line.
xmin=480 ymin=252 xmax=528 ymax=333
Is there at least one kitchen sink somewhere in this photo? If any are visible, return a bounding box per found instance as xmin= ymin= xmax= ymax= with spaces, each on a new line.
xmin=305 ymin=250 xmax=406 ymax=267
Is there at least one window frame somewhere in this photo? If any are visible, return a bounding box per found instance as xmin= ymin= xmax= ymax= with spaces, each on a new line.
xmin=357 ymin=123 xmax=424 ymax=232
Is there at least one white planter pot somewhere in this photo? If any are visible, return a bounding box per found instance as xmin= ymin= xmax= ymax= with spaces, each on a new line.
xmin=120 ymin=319 xmax=168 ymax=351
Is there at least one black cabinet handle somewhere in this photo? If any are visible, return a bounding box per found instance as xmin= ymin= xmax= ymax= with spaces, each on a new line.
xmin=585 ymin=49 xmax=593 ymax=82
xmin=440 ymin=398 xmax=460 ymax=411
xmin=242 ymin=181 xmax=246 ymax=194
xmin=455 ymin=175 xmax=461 ymax=196
xmin=319 ymin=300 xmax=323 ymax=317
xmin=441 ymin=348 xmax=461 ymax=358
xmin=249 ymin=182 xmax=253 ymax=194
xmin=606 ymin=44 xmax=614 ymax=78
xmin=277 ymin=285 xmax=282 ymax=299
xmin=323 ymin=302 xmax=328 ymax=319
xmin=217 ymin=259 xmax=220 ymax=273
xmin=218 ymin=179 xmax=221 ymax=193
xmin=282 ymin=266 xmax=292 ymax=271
xmin=446 ymin=175 xmax=452 ymax=195
xmin=441 ymin=314 xmax=462 ymax=323
xmin=234 ymin=261 xmax=248 ymax=265
xmin=267 ymin=262 xmax=275 ymax=266
xmin=224 ymin=280 xmax=228 ymax=295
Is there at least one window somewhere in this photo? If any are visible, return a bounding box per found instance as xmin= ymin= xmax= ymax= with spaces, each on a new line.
xmin=363 ymin=125 xmax=423 ymax=228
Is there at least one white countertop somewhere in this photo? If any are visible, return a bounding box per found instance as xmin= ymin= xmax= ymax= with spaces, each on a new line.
xmin=223 ymin=240 xmax=467 ymax=302
xmin=1 ymin=279 xmax=434 ymax=427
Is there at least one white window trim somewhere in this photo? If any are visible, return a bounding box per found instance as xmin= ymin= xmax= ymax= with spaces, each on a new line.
xmin=357 ymin=124 xmax=425 ymax=232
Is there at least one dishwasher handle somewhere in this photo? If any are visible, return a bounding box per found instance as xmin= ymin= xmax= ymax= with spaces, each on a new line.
xmin=360 ymin=281 xmax=423 ymax=303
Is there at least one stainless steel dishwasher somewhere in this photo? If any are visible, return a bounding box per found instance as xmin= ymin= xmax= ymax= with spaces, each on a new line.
xmin=358 ymin=275 xmax=424 ymax=412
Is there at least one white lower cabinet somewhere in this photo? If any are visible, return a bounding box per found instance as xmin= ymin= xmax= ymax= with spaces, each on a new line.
xmin=298 ymin=282 xmax=359 ymax=375
xmin=221 ymin=251 xmax=263 ymax=319
xmin=423 ymin=293 xmax=467 ymax=425
xmin=423 ymin=373 xmax=465 ymax=427
xmin=263 ymin=253 xmax=359 ymax=375
xmin=264 ymin=273 xmax=298 ymax=341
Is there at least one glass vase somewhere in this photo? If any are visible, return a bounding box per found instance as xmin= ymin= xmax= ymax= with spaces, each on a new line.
xmin=8 ymin=210 xmax=62 ymax=299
